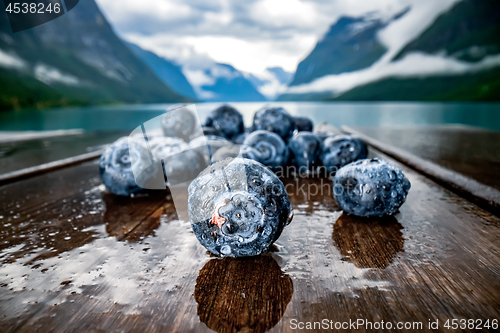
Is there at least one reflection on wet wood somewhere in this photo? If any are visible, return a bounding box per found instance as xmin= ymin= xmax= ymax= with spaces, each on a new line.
xmin=195 ymin=256 xmax=293 ymax=333
xmin=0 ymin=148 xmax=499 ymax=332
xmin=333 ymin=213 xmax=404 ymax=269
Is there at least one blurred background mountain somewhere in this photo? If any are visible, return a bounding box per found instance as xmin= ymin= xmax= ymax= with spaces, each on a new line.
xmin=0 ymin=0 xmax=498 ymax=111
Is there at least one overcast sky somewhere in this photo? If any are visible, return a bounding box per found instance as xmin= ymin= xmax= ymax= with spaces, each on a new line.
xmin=94 ymin=0 xmax=418 ymax=74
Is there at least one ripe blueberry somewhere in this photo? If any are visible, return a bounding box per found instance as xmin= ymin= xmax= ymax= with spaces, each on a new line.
xmin=99 ymin=137 xmax=154 ymax=196
xmin=241 ymin=130 xmax=289 ymax=170
xmin=287 ymin=132 xmax=323 ymax=173
xmin=188 ymin=158 xmax=293 ymax=257
xmin=161 ymin=105 xmax=197 ymax=141
xmin=252 ymin=107 xmax=296 ymax=142
xmin=333 ymin=158 xmax=411 ymax=217
xmin=321 ymin=135 xmax=368 ymax=174
xmin=294 ymin=116 xmax=314 ymax=132
xmin=205 ymin=105 xmax=245 ymax=140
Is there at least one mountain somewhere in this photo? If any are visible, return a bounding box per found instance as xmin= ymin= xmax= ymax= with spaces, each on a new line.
xmin=267 ymin=67 xmax=293 ymax=86
xmin=124 ymin=41 xmax=198 ymax=100
xmin=289 ymin=9 xmax=408 ymax=87
xmin=183 ymin=63 xmax=266 ymax=102
xmin=394 ymin=0 xmax=500 ymax=62
xmin=332 ymin=0 xmax=500 ymax=101
xmin=332 ymin=66 xmax=500 ymax=101
xmin=244 ymin=67 xmax=293 ymax=100
xmin=0 ymin=0 xmax=190 ymax=111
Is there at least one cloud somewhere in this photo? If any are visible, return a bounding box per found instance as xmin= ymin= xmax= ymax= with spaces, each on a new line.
xmin=95 ymin=0 xmax=465 ymax=93
xmin=0 ymin=49 xmax=27 ymax=69
xmin=94 ymin=0 xmax=416 ymax=75
xmin=34 ymin=64 xmax=81 ymax=86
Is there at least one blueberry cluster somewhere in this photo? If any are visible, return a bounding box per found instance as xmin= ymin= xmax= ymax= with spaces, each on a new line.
xmin=99 ymin=104 xmax=411 ymax=257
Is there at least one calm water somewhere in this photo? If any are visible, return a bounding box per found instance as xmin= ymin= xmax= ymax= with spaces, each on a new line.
xmin=1 ymin=102 xmax=499 ymax=132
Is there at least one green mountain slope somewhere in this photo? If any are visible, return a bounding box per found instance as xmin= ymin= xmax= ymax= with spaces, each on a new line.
xmin=394 ymin=0 xmax=500 ymax=62
xmin=0 ymin=0 xmax=190 ymax=111
xmin=332 ymin=67 xmax=500 ymax=101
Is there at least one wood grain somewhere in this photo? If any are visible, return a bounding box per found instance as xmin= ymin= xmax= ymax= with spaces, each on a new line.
xmin=0 ymin=148 xmax=499 ymax=332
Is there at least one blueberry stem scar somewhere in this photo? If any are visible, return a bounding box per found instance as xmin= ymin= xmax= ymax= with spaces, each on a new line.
xmin=211 ymin=198 xmax=230 ymax=228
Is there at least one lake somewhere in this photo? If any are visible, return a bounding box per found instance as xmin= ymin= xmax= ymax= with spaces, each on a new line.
xmin=1 ymin=102 xmax=499 ymax=132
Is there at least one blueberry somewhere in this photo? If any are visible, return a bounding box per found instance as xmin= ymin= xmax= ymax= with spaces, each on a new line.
xmin=287 ymin=132 xmax=323 ymax=173
xmin=241 ymin=130 xmax=289 ymax=170
xmin=252 ymin=107 xmax=296 ymax=142
xmin=316 ymin=131 xmax=336 ymax=142
xmin=189 ymin=135 xmax=233 ymax=166
xmin=149 ymin=137 xmax=203 ymax=185
xmin=294 ymin=116 xmax=314 ymax=132
xmin=161 ymin=105 xmax=197 ymax=141
xmin=205 ymin=105 xmax=244 ymax=140
xmin=190 ymin=126 xmax=226 ymax=141
xmin=332 ymin=158 xmax=411 ymax=217
xmin=321 ymin=135 xmax=368 ymax=174
xmin=211 ymin=144 xmax=242 ymax=164
xmin=188 ymin=158 xmax=293 ymax=257
xmin=232 ymin=128 xmax=251 ymax=145
xmin=164 ymin=149 xmax=205 ymax=186
xmin=149 ymin=136 xmax=189 ymax=161
xmin=99 ymin=137 xmax=156 ymax=196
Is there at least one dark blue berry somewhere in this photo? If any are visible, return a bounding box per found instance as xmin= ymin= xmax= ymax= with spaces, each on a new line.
xmin=149 ymin=137 xmax=189 ymax=161
xmin=333 ymin=158 xmax=411 ymax=217
xmin=161 ymin=105 xmax=197 ymax=141
xmin=189 ymin=135 xmax=233 ymax=166
xmin=188 ymin=158 xmax=293 ymax=257
xmin=211 ymin=144 xmax=242 ymax=164
xmin=316 ymin=131 xmax=336 ymax=142
xmin=205 ymin=105 xmax=244 ymax=139
xmin=163 ymin=149 xmax=205 ymax=186
xmin=321 ymin=135 xmax=368 ymax=174
xmin=190 ymin=126 xmax=226 ymax=140
xmin=149 ymin=137 xmax=203 ymax=186
xmin=294 ymin=116 xmax=314 ymax=132
xmin=232 ymin=128 xmax=251 ymax=145
xmin=287 ymin=132 xmax=323 ymax=173
xmin=99 ymin=137 xmax=158 ymax=196
xmin=241 ymin=130 xmax=289 ymax=170
xmin=252 ymin=107 xmax=296 ymax=142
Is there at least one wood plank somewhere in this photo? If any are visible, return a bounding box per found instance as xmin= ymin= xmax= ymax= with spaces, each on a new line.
xmin=0 ymin=161 xmax=171 ymax=332
xmin=0 ymin=149 xmax=499 ymax=333
xmin=0 ymin=130 xmax=83 ymax=144
xmin=343 ymin=125 xmax=500 ymax=214
xmin=0 ymin=131 xmax=126 ymax=175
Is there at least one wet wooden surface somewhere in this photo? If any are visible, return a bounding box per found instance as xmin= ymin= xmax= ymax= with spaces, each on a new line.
xmin=0 ymin=131 xmax=127 ymax=175
xmin=0 ymin=148 xmax=499 ymax=332
xmin=345 ymin=125 xmax=500 ymax=191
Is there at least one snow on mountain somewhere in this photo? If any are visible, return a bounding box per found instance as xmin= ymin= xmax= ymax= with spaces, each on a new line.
xmin=183 ymin=62 xmax=266 ymax=102
xmin=281 ymin=0 xmax=475 ymax=99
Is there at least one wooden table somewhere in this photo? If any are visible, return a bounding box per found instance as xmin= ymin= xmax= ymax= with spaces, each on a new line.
xmin=0 ymin=128 xmax=499 ymax=332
